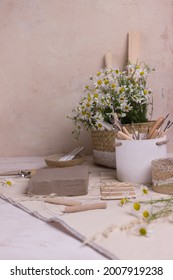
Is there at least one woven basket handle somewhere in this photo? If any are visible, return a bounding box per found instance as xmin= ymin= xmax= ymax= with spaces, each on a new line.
xmin=116 ymin=140 xmax=168 ymax=147
xmin=115 ymin=142 xmax=122 ymax=147
xmin=156 ymin=140 xmax=168 ymax=146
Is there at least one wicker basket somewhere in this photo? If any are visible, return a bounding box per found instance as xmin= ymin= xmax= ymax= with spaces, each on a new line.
xmin=124 ymin=121 xmax=156 ymax=134
xmin=151 ymin=158 xmax=173 ymax=195
xmin=45 ymin=154 xmax=84 ymax=168
xmin=91 ymin=121 xmax=156 ymax=169
xmin=91 ymin=130 xmax=116 ymax=168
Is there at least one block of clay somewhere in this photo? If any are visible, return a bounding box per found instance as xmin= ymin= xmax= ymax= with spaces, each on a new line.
xmin=27 ymin=166 xmax=89 ymax=196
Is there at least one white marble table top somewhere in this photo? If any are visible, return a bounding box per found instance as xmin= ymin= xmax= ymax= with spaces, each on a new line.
xmin=0 ymin=157 xmax=107 ymax=260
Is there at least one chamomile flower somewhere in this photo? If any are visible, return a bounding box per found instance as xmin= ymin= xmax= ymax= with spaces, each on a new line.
xmin=129 ymin=201 xmax=152 ymax=221
xmin=121 ymin=103 xmax=133 ymax=112
xmin=68 ymin=62 xmax=154 ymax=138
xmin=0 ymin=179 xmax=14 ymax=187
xmin=140 ymin=185 xmax=149 ymax=195
xmin=142 ymin=210 xmax=150 ymax=219
xmin=119 ymin=197 xmax=129 ymax=206
xmin=136 ymin=225 xmax=149 ymax=237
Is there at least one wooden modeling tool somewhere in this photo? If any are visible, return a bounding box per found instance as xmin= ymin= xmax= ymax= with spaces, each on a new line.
xmin=44 ymin=197 xmax=81 ymax=206
xmin=100 ymin=182 xmax=136 ymax=200
xmin=64 ymin=202 xmax=107 ymax=213
xmin=117 ymin=131 xmax=133 ymax=140
xmin=128 ymin=31 xmax=141 ymax=63
xmin=147 ymin=117 xmax=165 ymax=139
xmin=105 ymin=51 xmax=112 ymax=68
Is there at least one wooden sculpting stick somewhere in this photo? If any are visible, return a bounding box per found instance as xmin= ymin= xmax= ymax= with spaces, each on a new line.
xmin=100 ymin=181 xmax=136 ymax=200
xmin=147 ymin=117 xmax=165 ymax=139
xmin=44 ymin=197 xmax=81 ymax=206
xmin=117 ymin=130 xmax=133 ymax=140
xmin=64 ymin=202 xmax=107 ymax=213
xmin=105 ymin=51 xmax=112 ymax=68
xmin=128 ymin=31 xmax=141 ymax=63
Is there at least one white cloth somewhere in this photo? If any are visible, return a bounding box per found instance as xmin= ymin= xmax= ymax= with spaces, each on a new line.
xmin=0 ymin=157 xmax=173 ymax=260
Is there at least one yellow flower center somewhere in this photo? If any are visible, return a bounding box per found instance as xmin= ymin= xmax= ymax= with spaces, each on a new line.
xmin=142 ymin=188 xmax=148 ymax=194
xmin=120 ymin=198 xmax=128 ymax=206
xmin=104 ymin=79 xmax=109 ymax=85
xmin=120 ymin=87 xmax=125 ymax=93
xmin=140 ymin=71 xmax=144 ymax=76
xmin=143 ymin=210 xmax=150 ymax=218
xmin=112 ymin=83 xmax=116 ymax=88
xmin=139 ymin=227 xmax=147 ymax=236
xmin=97 ymin=123 xmax=103 ymax=128
xmin=133 ymin=202 xmax=140 ymax=211
xmin=97 ymin=80 xmax=102 ymax=85
xmin=6 ymin=180 xmax=12 ymax=186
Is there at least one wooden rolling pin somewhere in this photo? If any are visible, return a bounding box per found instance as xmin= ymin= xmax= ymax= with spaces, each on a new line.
xmin=64 ymin=202 xmax=107 ymax=213
xmin=147 ymin=117 xmax=165 ymax=139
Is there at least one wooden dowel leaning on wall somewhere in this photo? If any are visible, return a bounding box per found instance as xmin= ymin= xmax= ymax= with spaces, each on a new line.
xmin=128 ymin=31 xmax=141 ymax=63
xmin=105 ymin=51 xmax=112 ymax=68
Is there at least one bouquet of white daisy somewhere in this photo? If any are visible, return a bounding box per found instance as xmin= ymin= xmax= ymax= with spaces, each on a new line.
xmin=69 ymin=62 xmax=154 ymax=138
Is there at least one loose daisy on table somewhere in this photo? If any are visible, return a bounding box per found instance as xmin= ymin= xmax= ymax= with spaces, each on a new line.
xmin=131 ymin=201 xmax=152 ymax=221
xmin=140 ymin=185 xmax=149 ymax=195
xmin=132 ymin=223 xmax=151 ymax=237
xmin=0 ymin=178 xmax=14 ymax=187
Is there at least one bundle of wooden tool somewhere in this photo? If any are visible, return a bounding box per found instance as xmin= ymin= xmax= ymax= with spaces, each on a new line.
xmin=100 ymin=113 xmax=172 ymax=141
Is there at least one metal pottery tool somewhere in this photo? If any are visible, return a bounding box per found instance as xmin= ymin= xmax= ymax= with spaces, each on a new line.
xmin=58 ymin=146 xmax=84 ymax=161
xmin=163 ymin=120 xmax=173 ymax=133
xmin=0 ymin=169 xmax=35 ymax=178
xmin=100 ymin=119 xmax=133 ymax=140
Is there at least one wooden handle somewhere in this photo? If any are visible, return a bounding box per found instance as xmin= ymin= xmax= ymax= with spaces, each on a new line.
xmin=150 ymin=129 xmax=158 ymax=139
xmin=122 ymin=126 xmax=131 ymax=136
xmin=30 ymin=169 xmax=37 ymax=176
xmin=147 ymin=117 xmax=165 ymax=139
xmin=64 ymin=202 xmax=107 ymax=213
xmin=44 ymin=197 xmax=81 ymax=206
xmin=156 ymin=140 xmax=168 ymax=146
xmin=105 ymin=51 xmax=112 ymax=68
xmin=128 ymin=31 xmax=141 ymax=63
xmin=117 ymin=131 xmax=133 ymax=140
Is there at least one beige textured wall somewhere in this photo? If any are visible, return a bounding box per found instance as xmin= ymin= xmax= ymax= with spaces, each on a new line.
xmin=0 ymin=0 xmax=173 ymax=156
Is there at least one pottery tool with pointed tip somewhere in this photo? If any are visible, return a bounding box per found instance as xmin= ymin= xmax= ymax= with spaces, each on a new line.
xmin=0 ymin=169 xmax=36 ymax=178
